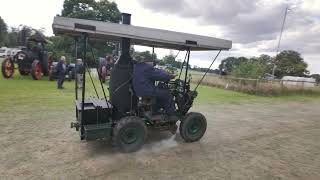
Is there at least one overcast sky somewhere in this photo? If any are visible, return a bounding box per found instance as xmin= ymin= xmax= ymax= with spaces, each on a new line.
xmin=0 ymin=0 xmax=319 ymax=73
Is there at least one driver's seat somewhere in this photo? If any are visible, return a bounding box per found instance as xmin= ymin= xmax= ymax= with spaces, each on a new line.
xmin=138 ymin=96 xmax=157 ymax=117
xmin=138 ymin=96 xmax=156 ymax=106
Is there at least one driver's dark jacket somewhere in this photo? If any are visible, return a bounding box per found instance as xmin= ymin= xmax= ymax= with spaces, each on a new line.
xmin=133 ymin=63 xmax=171 ymax=96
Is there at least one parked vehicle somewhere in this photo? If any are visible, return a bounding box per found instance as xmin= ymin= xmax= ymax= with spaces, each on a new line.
xmin=1 ymin=29 xmax=53 ymax=80
xmin=0 ymin=47 xmax=11 ymax=57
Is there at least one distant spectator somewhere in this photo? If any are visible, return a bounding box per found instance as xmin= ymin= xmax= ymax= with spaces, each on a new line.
xmin=75 ymin=58 xmax=84 ymax=74
xmin=98 ymin=54 xmax=113 ymax=82
xmin=75 ymin=58 xmax=84 ymax=89
xmin=57 ymin=56 xmax=66 ymax=89
xmin=105 ymin=55 xmax=113 ymax=75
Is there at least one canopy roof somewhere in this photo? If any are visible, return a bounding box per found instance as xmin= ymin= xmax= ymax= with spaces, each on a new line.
xmin=52 ymin=16 xmax=232 ymax=51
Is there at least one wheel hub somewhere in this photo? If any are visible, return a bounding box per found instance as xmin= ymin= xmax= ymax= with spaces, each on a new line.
xmin=121 ymin=128 xmax=139 ymax=144
xmin=187 ymin=119 xmax=202 ymax=135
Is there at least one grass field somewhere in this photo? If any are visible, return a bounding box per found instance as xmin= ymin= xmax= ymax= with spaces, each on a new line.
xmin=1 ymin=70 xmax=320 ymax=112
xmin=1 ymin=56 xmax=319 ymax=110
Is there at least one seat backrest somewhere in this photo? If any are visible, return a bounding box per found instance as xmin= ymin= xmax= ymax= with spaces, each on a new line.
xmin=139 ymin=96 xmax=155 ymax=105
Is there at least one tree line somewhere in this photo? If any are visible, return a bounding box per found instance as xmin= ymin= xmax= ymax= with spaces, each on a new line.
xmin=219 ymin=51 xmax=309 ymax=79
xmin=133 ymin=50 xmax=318 ymax=82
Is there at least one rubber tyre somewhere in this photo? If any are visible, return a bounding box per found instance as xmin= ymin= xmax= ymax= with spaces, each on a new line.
xmin=31 ymin=60 xmax=42 ymax=80
xmin=1 ymin=57 xmax=14 ymax=78
xmin=180 ymin=112 xmax=207 ymax=142
xmin=113 ymin=116 xmax=147 ymax=153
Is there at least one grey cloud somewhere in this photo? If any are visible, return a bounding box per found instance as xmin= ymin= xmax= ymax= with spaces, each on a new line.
xmin=139 ymin=0 xmax=185 ymax=13
xmin=260 ymin=21 xmax=320 ymax=54
xmin=137 ymin=0 xmax=320 ymax=72
xmin=137 ymin=0 xmax=289 ymax=43
xmin=137 ymin=0 xmax=317 ymax=43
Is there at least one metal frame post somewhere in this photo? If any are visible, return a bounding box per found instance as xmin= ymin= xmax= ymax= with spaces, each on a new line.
xmin=178 ymin=51 xmax=188 ymax=79
xmin=184 ymin=49 xmax=190 ymax=92
xmin=81 ymin=33 xmax=88 ymax=119
xmin=152 ymin=46 xmax=155 ymax=61
xmin=74 ymin=38 xmax=78 ymax=100
xmin=194 ymin=50 xmax=221 ymax=91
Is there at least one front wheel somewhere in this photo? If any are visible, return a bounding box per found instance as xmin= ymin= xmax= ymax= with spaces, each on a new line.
xmin=113 ymin=116 xmax=147 ymax=153
xmin=180 ymin=112 xmax=207 ymax=142
xmin=1 ymin=57 xmax=15 ymax=78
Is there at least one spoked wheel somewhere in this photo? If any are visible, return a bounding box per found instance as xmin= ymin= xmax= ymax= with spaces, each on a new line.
xmin=1 ymin=57 xmax=15 ymax=78
xmin=113 ymin=116 xmax=147 ymax=153
xmin=16 ymin=51 xmax=28 ymax=76
xmin=180 ymin=112 xmax=207 ymax=142
xmin=31 ymin=60 xmax=42 ymax=80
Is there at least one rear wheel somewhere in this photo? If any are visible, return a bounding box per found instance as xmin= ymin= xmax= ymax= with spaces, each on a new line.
xmin=1 ymin=57 xmax=14 ymax=78
xmin=113 ymin=116 xmax=147 ymax=153
xmin=180 ymin=112 xmax=207 ymax=142
xmin=16 ymin=51 xmax=29 ymax=76
xmin=31 ymin=60 xmax=42 ymax=80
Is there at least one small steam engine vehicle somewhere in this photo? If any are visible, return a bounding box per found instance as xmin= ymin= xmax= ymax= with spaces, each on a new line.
xmin=52 ymin=13 xmax=232 ymax=152
xmin=1 ymin=31 xmax=53 ymax=80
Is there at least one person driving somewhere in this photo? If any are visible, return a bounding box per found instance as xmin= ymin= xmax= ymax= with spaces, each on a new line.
xmin=133 ymin=57 xmax=176 ymax=118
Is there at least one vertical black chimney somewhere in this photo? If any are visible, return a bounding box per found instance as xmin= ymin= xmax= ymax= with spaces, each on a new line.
xmin=109 ymin=13 xmax=137 ymax=115
xmin=121 ymin=13 xmax=131 ymax=25
xmin=120 ymin=13 xmax=131 ymax=61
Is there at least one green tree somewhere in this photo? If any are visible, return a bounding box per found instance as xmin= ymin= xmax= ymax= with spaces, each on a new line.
xmin=51 ymin=0 xmax=122 ymax=66
xmin=219 ymin=57 xmax=241 ymax=74
xmin=231 ymin=58 xmax=267 ymax=79
xmin=0 ymin=16 xmax=7 ymax=47
xmin=4 ymin=26 xmax=45 ymax=48
xmin=3 ymin=27 xmax=18 ymax=47
xmin=161 ymin=55 xmax=183 ymax=68
xmin=274 ymin=50 xmax=309 ymax=77
xmin=132 ymin=50 xmax=157 ymax=62
xmin=61 ymin=0 xmax=121 ymax=22
xmin=46 ymin=35 xmax=74 ymax=62
xmin=62 ymin=0 xmax=96 ymax=19
xmin=310 ymin=74 xmax=320 ymax=84
xmin=257 ymin=54 xmax=273 ymax=75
